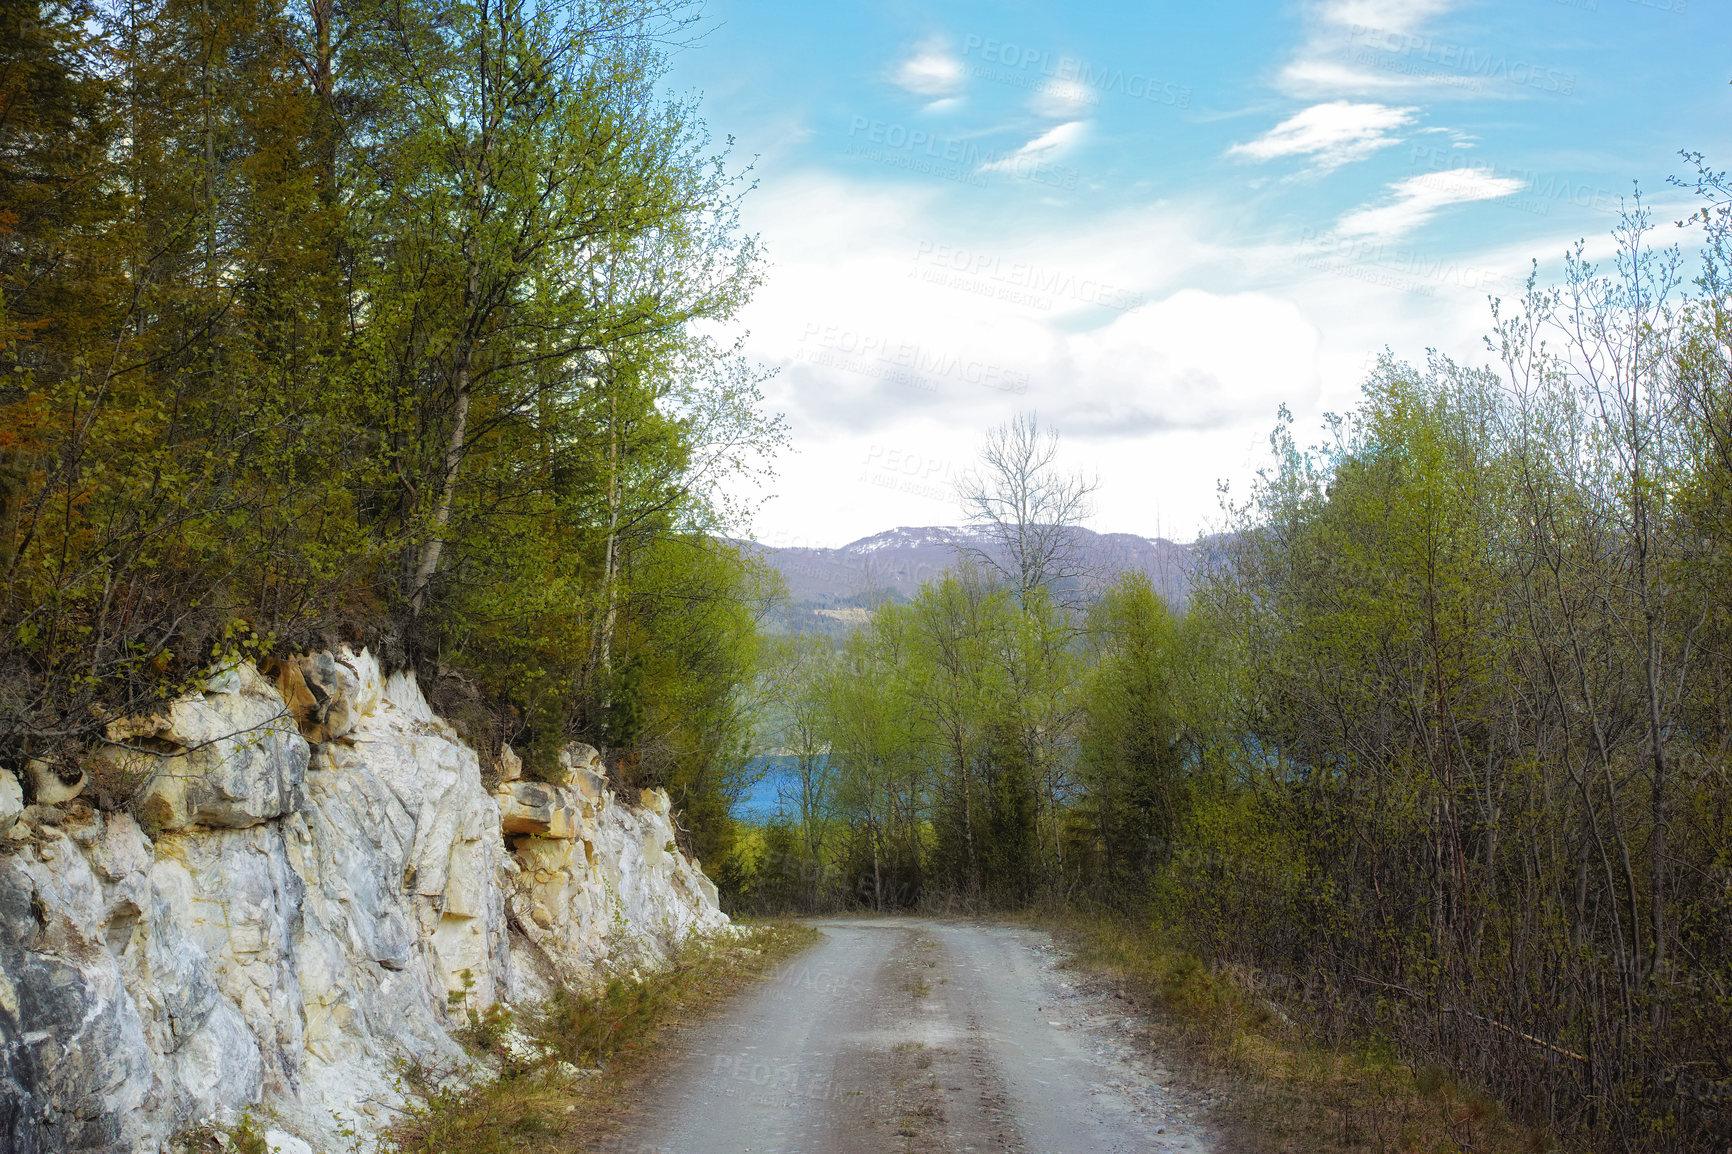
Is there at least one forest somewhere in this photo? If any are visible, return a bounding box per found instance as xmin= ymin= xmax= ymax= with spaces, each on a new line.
xmin=740 ymin=202 xmax=1732 ymax=1150
xmin=0 ymin=0 xmax=782 ymax=869
xmin=6 ymin=0 xmax=1732 ymax=1147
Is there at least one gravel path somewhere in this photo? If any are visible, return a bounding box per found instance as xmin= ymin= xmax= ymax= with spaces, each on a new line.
xmin=606 ymin=918 xmax=1218 ymax=1154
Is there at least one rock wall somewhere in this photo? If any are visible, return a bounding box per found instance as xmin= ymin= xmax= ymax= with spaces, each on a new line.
xmin=0 ymin=651 xmax=727 ymax=1154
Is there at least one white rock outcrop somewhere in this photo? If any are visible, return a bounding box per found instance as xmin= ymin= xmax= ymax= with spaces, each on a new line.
xmin=0 ymin=651 xmax=727 ymax=1154
xmin=500 ymin=745 xmax=723 ymax=1001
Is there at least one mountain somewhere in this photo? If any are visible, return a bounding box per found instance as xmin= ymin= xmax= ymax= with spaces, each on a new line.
xmin=745 ymin=525 xmax=1201 ymax=636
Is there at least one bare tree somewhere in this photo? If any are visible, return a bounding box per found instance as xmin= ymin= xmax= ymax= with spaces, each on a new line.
xmin=956 ymin=413 xmax=1098 ymax=607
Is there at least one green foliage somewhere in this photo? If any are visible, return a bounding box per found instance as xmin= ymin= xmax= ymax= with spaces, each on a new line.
xmin=538 ymin=977 xmax=661 ymax=1067
xmin=717 ymin=820 xmax=814 ymax=913
xmin=447 ymin=968 xmax=515 ymax=1058
xmin=172 ymin=1112 xmax=269 ymax=1154
xmin=1073 ymin=574 xmax=1197 ymax=894
xmin=0 ymin=0 xmax=779 ymax=859
xmin=775 ymin=561 xmax=1210 ymax=911
xmin=613 ymin=534 xmax=773 ymax=865
xmin=775 ymin=193 xmax=1732 ymax=1153
xmin=1179 ymin=203 xmax=1732 ymax=1148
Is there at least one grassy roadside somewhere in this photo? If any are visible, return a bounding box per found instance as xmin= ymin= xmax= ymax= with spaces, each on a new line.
xmin=1036 ymin=911 xmax=1557 ymax=1154
xmin=386 ymin=920 xmax=819 ymax=1154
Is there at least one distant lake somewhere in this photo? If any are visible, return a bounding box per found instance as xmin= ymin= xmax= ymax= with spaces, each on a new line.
xmin=734 ymin=754 xmax=823 ymax=821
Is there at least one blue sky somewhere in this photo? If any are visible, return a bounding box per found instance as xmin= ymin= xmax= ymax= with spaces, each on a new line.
xmin=665 ymin=0 xmax=1732 ymax=548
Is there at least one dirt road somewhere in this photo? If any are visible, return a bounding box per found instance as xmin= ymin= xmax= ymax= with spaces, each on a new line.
xmin=607 ymin=918 xmax=1216 ymax=1154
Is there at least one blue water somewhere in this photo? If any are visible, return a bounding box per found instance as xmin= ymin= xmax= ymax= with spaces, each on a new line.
xmin=733 ymin=755 xmax=811 ymax=821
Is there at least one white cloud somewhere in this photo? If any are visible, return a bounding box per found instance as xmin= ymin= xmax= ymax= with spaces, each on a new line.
xmin=722 ymin=174 xmax=1518 ymax=548
xmin=981 ymin=121 xmax=1087 ymax=174
xmin=1318 ymin=0 xmax=1457 ymax=33
xmin=892 ymin=37 xmax=963 ymax=99
xmin=1031 ymin=78 xmax=1098 ymax=119
xmin=1279 ymin=57 xmax=1449 ymax=98
xmin=1418 ymin=126 xmax=1479 ymax=149
xmin=1335 ymin=168 xmax=1527 ymax=239
xmin=1229 ymin=101 xmax=1417 ymax=170
xmin=1065 ymin=291 xmax=1322 ymax=434
xmin=1276 ymin=0 xmax=1491 ymax=102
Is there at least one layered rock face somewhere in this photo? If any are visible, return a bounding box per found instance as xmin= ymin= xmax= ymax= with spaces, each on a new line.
xmin=0 ymin=652 xmax=727 ymax=1153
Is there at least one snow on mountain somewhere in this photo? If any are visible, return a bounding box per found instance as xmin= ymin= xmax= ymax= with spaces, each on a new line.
xmin=746 ymin=525 xmax=1200 ymax=635
xmin=837 ymin=525 xmax=986 ymax=555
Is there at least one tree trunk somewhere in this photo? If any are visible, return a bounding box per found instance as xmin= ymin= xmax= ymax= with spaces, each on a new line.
xmin=410 ymin=247 xmax=477 ymax=616
xmin=409 ymin=380 xmax=469 ymax=614
xmin=596 ymin=387 xmax=622 ymax=675
xmin=872 ymin=824 xmax=882 ymax=912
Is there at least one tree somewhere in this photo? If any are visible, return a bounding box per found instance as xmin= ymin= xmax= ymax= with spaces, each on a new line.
xmin=1078 ymin=573 xmax=1190 ymax=896
xmin=352 ymin=0 xmax=755 ymax=622
xmin=956 ymin=412 xmax=1097 ymax=609
xmin=758 ymin=632 xmax=837 ymax=907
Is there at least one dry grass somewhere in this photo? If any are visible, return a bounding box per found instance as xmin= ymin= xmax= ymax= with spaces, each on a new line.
xmin=1037 ymin=911 xmax=1565 ymax=1154
xmin=385 ymin=920 xmax=819 ymax=1154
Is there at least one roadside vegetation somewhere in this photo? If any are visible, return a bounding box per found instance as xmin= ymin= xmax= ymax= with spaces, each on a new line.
xmin=1048 ymin=909 xmax=1555 ymax=1154
xmin=386 ymin=921 xmax=817 ymax=1154
xmin=734 ymin=187 xmax=1732 ymax=1152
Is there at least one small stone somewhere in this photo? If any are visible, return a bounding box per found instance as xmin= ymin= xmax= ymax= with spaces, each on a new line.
xmin=6 ymin=821 xmax=30 ymax=842
xmin=0 ymin=767 xmax=21 ymax=831
xmin=24 ymin=759 xmax=86 ymax=806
